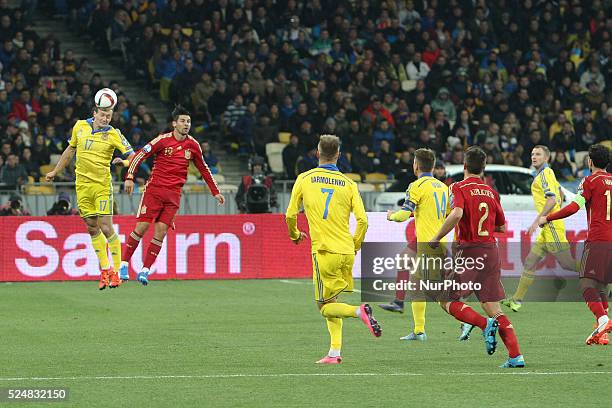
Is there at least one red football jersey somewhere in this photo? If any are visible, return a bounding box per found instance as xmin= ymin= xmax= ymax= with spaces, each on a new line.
xmin=451 ymin=177 xmax=505 ymax=244
xmin=126 ymin=132 xmax=220 ymax=196
xmin=578 ymin=171 xmax=612 ymax=242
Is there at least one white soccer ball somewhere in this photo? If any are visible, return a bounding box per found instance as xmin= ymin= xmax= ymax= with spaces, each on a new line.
xmin=94 ymin=88 xmax=117 ymax=109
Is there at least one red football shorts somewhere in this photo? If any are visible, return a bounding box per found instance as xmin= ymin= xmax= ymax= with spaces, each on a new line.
xmin=136 ymin=185 xmax=181 ymax=228
xmin=446 ymin=244 xmax=506 ymax=303
xmin=579 ymin=242 xmax=612 ymax=284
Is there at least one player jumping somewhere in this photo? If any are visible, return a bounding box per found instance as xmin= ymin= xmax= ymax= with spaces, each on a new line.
xmin=538 ymin=144 xmax=612 ymax=345
xmin=285 ymin=134 xmax=381 ymax=365
xmin=386 ymin=149 xmax=450 ymax=341
xmin=502 ymin=145 xmax=578 ymax=312
xmin=430 ymin=147 xmax=525 ymax=368
xmin=120 ymin=106 xmax=225 ymax=285
xmin=46 ymin=103 xmax=134 ymax=290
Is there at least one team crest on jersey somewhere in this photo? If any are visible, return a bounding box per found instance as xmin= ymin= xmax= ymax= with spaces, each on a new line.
xmin=164 ymin=147 xmax=174 ymax=156
xmin=101 ymin=132 xmax=109 ymax=141
xmin=184 ymin=149 xmax=191 ymax=159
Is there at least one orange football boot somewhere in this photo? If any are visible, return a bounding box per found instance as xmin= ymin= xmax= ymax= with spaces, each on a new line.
xmin=109 ymin=268 xmax=121 ymax=288
xmin=99 ymin=268 xmax=111 ymax=290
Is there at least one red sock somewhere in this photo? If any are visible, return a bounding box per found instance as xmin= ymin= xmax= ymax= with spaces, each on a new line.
xmin=496 ymin=314 xmax=521 ymax=358
xmin=122 ymin=231 xmax=142 ymax=262
xmin=448 ymin=301 xmax=487 ymax=330
xmin=143 ymin=239 xmax=163 ymax=269
xmin=396 ymin=270 xmax=410 ymax=301
xmin=600 ymin=292 xmax=609 ymax=313
xmin=583 ymin=288 xmax=606 ymax=320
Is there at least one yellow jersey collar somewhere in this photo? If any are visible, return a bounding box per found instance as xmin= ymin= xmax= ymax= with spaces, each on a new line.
xmin=86 ymin=117 xmax=112 ymax=134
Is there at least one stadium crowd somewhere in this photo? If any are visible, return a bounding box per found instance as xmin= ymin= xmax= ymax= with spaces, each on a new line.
xmin=59 ymin=0 xmax=611 ymax=185
xmin=1 ymin=0 xmax=611 ymax=197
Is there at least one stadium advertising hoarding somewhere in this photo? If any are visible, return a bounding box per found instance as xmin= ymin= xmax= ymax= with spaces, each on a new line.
xmin=0 ymin=212 xmax=587 ymax=282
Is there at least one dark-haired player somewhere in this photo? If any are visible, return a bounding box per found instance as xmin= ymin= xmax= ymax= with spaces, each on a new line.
xmin=430 ymin=147 xmax=524 ymax=368
xmin=539 ymin=144 xmax=612 ymax=345
xmin=121 ymin=106 xmax=225 ymax=285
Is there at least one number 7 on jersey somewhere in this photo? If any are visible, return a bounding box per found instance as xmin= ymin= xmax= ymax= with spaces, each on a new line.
xmin=321 ymin=188 xmax=334 ymax=219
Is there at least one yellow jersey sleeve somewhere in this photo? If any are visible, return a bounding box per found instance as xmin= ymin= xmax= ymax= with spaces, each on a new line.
xmin=68 ymin=121 xmax=81 ymax=148
xmin=351 ymin=182 xmax=368 ymax=251
xmin=285 ymin=175 xmax=304 ymax=241
xmin=110 ymin=129 xmax=134 ymax=156
xmin=389 ymin=182 xmax=420 ymax=222
xmin=538 ymin=167 xmax=557 ymax=198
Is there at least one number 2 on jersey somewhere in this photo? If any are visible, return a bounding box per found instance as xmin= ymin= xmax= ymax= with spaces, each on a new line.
xmin=321 ymin=188 xmax=334 ymax=219
xmin=477 ymin=202 xmax=489 ymax=236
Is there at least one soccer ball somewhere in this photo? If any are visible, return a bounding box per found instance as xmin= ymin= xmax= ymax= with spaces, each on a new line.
xmin=94 ymin=88 xmax=117 ymax=110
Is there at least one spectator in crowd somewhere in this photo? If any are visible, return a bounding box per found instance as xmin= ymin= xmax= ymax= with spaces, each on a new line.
xmin=0 ymin=154 xmax=28 ymax=189
xmin=433 ymin=162 xmax=446 ymax=182
xmin=46 ymin=192 xmax=78 ymax=216
xmin=0 ymin=193 xmax=30 ymax=216
xmin=296 ymin=147 xmax=318 ymax=175
xmin=551 ymin=151 xmax=574 ymax=182
xmin=351 ymin=143 xmax=375 ymax=179
xmin=282 ymin=134 xmax=301 ymax=180
xmin=201 ymin=141 xmax=219 ymax=175
xmin=387 ymin=151 xmax=415 ymax=192
xmin=374 ymin=139 xmax=396 ymax=176
xmin=372 ymin=120 xmax=395 ymax=153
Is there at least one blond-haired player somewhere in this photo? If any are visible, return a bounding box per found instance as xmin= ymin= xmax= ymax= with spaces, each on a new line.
xmin=46 ymin=103 xmax=135 ymax=289
xmin=502 ymin=145 xmax=577 ymax=311
xmin=286 ymin=135 xmax=381 ymax=364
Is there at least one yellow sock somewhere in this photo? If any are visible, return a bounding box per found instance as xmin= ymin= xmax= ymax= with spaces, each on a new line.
xmin=326 ymin=318 xmax=342 ymax=353
xmin=91 ymin=232 xmax=110 ymax=270
xmin=320 ymin=303 xmax=358 ymax=318
xmin=514 ymin=270 xmax=536 ymax=301
xmin=107 ymin=233 xmax=122 ymax=271
xmin=411 ymin=301 xmax=426 ymax=334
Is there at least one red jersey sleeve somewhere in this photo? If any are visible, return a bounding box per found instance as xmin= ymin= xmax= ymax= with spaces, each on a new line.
xmin=450 ymin=183 xmax=464 ymax=209
xmin=493 ymin=191 xmax=506 ymax=227
xmin=125 ymin=134 xmax=166 ymax=180
xmin=577 ymin=177 xmax=592 ymax=202
xmin=191 ymin=139 xmax=220 ymax=196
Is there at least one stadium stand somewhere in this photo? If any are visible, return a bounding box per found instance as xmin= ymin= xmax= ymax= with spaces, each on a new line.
xmin=2 ymin=0 xmax=610 ymax=197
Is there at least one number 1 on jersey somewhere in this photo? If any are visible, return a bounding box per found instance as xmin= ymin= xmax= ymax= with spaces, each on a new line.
xmin=85 ymin=139 xmax=94 ymax=150
xmin=321 ymin=188 xmax=334 ymax=219
xmin=605 ymin=190 xmax=611 ymax=221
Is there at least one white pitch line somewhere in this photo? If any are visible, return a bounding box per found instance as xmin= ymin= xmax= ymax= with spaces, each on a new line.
xmin=278 ymin=279 xmax=362 ymax=293
xmin=0 ymin=371 xmax=610 ymax=382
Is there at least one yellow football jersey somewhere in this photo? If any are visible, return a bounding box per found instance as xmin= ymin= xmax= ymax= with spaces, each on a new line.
xmin=286 ymin=164 xmax=368 ymax=255
xmin=390 ymin=174 xmax=450 ymax=242
xmin=69 ymin=119 xmax=133 ymax=185
xmin=531 ymin=165 xmax=562 ymax=213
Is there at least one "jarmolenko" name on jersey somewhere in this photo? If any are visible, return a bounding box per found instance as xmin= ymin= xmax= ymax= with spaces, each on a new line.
xmin=311 ymin=176 xmax=346 ymax=186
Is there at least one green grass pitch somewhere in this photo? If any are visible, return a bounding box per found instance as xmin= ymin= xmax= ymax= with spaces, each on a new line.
xmin=1 ymin=279 xmax=610 ymax=407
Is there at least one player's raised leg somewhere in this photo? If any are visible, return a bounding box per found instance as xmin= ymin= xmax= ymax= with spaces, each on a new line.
xmin=138 ymin=221 xmax=170 ymax=286
xmin=120 ymin=222 xmax=150 ymax=281
xmin=83 ymin=216 xmax=112 ymax=290
xmin=98 ymin=215 xmax=122 ymax=288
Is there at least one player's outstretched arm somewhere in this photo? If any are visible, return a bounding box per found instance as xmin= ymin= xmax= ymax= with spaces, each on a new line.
xmin=112 ymin=152 xmax=136 ymax=167
xmin=528 ymin=196 xmax=556 ymax=235
xmin=430 ymin=207 xmax=463 ymax=248
xmin=539 ymin=195 xmax=584 ymax=227
xmin=45 ymin=145 xmax=75 ymax=181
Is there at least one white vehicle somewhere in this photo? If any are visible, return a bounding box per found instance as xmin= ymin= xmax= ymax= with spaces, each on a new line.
xmin=374 ymin=164 xmax=576 ymax=212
